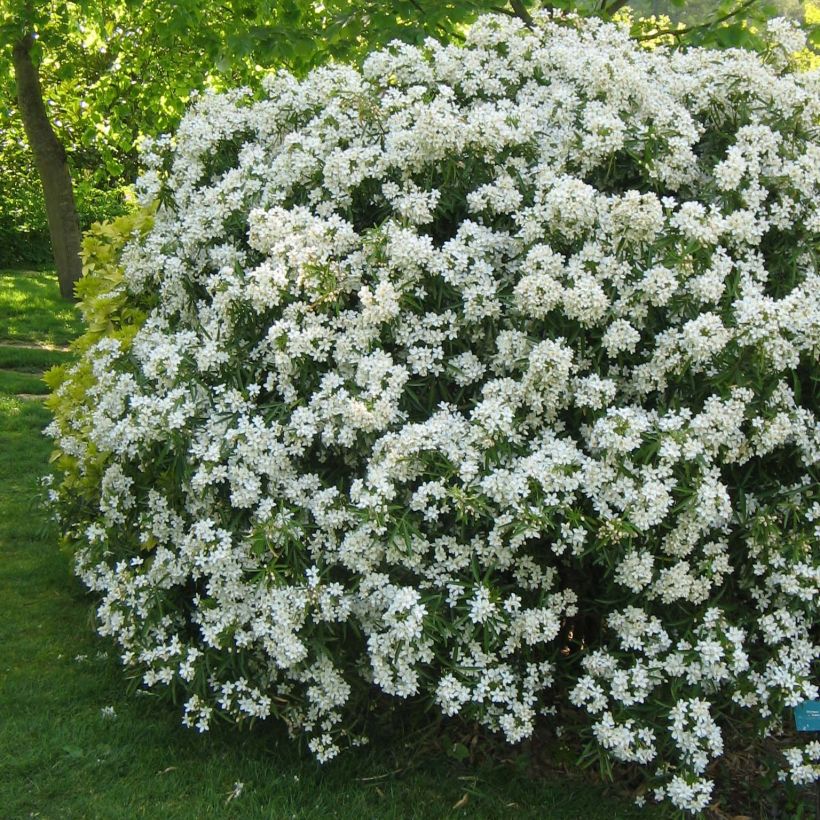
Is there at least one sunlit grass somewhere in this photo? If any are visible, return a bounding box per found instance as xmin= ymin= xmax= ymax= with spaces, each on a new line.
xmin=0 ymin=345 xmax=72 ymax=370
xmin=0 ymin=269 xmax=83 ymax=345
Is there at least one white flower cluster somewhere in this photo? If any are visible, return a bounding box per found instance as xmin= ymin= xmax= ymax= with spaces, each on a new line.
xmin=47 ymin=12 xmax=819 ymax=813
xmin=780 ymin=741 xmax=820 ymax=787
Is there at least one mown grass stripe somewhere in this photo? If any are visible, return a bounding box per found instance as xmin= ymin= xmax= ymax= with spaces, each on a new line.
xmin=0 ymin=345 xmax=73 ymax=371
xmin=0 ymin=369 xmax=49 ymax=396
xmin=0 ymin=340 xmax=71 ymax=351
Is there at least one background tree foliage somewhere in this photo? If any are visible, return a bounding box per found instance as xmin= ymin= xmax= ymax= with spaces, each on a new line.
xmin=1 ymin=0 xmax=818 ymax=286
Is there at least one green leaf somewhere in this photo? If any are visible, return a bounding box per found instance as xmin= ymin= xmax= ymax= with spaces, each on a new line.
xmin=447 ymin=741 xmax=470 ymax=761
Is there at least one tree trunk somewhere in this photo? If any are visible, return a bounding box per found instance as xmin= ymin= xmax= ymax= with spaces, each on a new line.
xmin=12 ymin=33 xmax=83 ymax=300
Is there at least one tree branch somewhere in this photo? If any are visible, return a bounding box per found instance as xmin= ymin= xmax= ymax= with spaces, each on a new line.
xmin=508 ymin=0 xmax=534 ymax=29
xmin=635 ymin=0 xmax=760 ymax=42
xmin=601 ymin=0 xmax=630 ymax=16
xmin=406 ymin=0 xmax=466 ymax=42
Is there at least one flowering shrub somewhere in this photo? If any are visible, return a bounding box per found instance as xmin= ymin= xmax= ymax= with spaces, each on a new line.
xmin=46 ymin=12 xmax=820 ymax=814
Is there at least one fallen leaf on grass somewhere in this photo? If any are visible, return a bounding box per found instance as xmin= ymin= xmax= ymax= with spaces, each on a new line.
xmin=452 ymin=793 xmax=469 ymax=810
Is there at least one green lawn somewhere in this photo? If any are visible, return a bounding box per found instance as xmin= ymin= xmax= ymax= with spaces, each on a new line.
xmin=0 ymin=269 xmax=84 ymax=345
xmin=0 ymin=344 xmax=74 ymax=370
xmin=0 ymin=269 xmax=660 ymax=819
xmin=0 ymin=368 xmax=49 ymax=395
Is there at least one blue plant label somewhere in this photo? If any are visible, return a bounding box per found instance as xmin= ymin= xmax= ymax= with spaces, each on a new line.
xmin=794 ymin=700 xmax=820 ymax=731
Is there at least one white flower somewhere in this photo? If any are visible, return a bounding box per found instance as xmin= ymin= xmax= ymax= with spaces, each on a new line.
xmin=766 ymin=17 xmax=807 ymax=57
xmin=226 ymin=782 xmax=244 ymax=803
